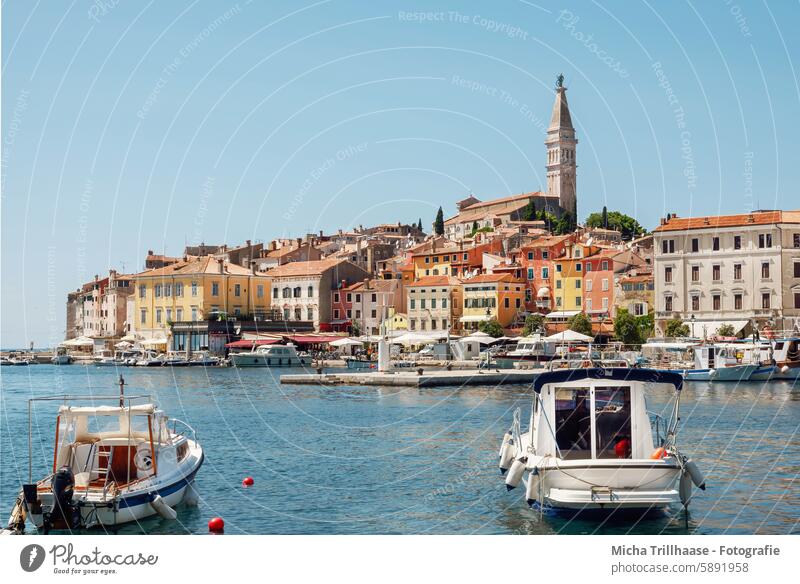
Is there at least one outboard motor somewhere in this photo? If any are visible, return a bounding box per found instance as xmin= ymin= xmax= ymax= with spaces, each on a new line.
xmin=47 ymin=466 xmax=78 ymax=531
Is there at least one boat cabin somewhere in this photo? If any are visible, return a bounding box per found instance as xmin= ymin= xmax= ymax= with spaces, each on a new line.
xmin=530 ymin=370 xmax=681 ymax=461
xmin=52 ymin=404 xmax=184 ymax=489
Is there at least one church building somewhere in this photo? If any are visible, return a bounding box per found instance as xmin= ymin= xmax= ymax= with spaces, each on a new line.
xmin=443 ymin=75 xmax=578 ymax=241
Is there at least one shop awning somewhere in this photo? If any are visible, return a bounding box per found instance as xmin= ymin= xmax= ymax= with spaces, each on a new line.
xmin=682 ymin=320 xmax=749 ymax=336
xmin=459 ymin=314 xmax=492 ymax=323
xmin=545 ymin=311 xmax=580 ymax=319
xmin=225 ymin=339 xmax=281 ymax=348
xmin=285 ymin=334 xmax=339 ymax=344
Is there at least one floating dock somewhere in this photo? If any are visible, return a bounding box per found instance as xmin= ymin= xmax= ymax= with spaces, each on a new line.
xmin=280 ymin=368 xmax=541 ymax=387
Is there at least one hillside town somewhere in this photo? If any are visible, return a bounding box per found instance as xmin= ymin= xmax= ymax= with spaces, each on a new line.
xmin=60 ymin=80 xmax=800 ymax=358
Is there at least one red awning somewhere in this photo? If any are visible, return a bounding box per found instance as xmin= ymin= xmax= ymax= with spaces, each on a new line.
xmin=286 ymin=335 xmax=339 ymax=344
xmin=225 ymin=339 xmax=281 ymax=348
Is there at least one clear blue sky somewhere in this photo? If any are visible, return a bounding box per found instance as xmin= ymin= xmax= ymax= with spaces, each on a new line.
xmin=2 ymin=0 xmax=799 ymax=348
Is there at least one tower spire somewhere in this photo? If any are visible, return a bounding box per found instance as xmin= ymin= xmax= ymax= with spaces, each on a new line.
xmin=545 ymin=74 xmax=578 ymax=219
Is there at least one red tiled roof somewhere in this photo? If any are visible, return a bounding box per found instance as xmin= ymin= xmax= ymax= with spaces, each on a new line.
xmin=653 ymin=210 xmax=800 ymax=232
xmin=266 ymin=258 xmax=351 ymax=277
xmin=408 ymin=275 xmax=459 ymax=287
xmin=462 ymin=273 xmax=523 ymax=284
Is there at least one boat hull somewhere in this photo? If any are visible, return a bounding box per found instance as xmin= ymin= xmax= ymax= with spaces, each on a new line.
xmin=231 ymin=354 xmax=307 ymax=367
xmin=528 ymin=458 xmax=682 ymax=510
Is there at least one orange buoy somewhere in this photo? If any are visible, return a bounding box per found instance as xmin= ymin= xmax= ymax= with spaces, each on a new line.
xmin=242 ymin=476 xmax=254 ymax=487
xmin=650 ymin=447 xmax=667 ymax=460
xmin=208 ymin=517 xmax=225 ymax=533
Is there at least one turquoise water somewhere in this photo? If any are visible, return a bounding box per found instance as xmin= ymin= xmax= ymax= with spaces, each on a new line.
xmin=1 ymin=365 xmax=798 ymax=534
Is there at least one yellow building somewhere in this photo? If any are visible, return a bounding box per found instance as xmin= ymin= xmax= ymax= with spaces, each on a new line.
xmin=133 ymin=256 xmax=271 ymax=342
xmin=460 ymin=273 xmax=525 ymax=330
xmin=383 ymin=310 xmax=409 ymax=333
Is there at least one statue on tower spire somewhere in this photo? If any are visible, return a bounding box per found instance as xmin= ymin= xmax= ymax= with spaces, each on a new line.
xmin=556 ymin=73 xmax=564 ymax=88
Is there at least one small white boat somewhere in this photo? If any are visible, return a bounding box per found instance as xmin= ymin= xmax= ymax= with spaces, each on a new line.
xmin=188 ymin=350 xmax=220 ymax=367
xmin=93 ymin=349 xmax=119 ymax=367
xmin=4 ymin=377 xmax=203 ymax=533
xmin=750 ymin=337 xmax=800 ymax=380
xmin=230 ymin=344 xmax=307 ymax=367
xmin=135 ymin=351 xmax=166 ymax=367
xmin=51 ymin=347 xmax=72 ymax=365
xmin=498 ymin=368 xmax=705 ymax=513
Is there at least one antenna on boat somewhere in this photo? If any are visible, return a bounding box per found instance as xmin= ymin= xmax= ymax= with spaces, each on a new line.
xmin=119 ymin=375 xmax=125 ymax=407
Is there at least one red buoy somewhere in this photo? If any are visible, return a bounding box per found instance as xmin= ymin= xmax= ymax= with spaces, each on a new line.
xmin=242 ymin=476 xmax=254 ymax=487
xmin=208 ymin=517 xmax=225 ymax=533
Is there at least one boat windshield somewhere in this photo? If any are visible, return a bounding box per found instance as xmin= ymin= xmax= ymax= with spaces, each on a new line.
xmin=554 ymin=386 xmax=632 ymax=460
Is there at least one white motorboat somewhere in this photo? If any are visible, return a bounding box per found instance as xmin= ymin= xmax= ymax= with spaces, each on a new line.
xmin=230 ymin=344 xmax=307 ymax=367
xmin=93 ymin=349 xmax=119 ymax=367
xmin=135 ymin=351 xmax=166 ymax=367
xmin=498 ymin=368 xmax=705 ymax=513
xmin=750 ymin=337 xmax=800 ymax=380
xmin=4 ymin=377 xmax=203 ymax=533
xmin=51 ymin=347 xmax=72 ymax=365
xmin=188 ymin=350 xmax=220 ymax=367
xmin=642 ymin=340 xmax=764 ymax=381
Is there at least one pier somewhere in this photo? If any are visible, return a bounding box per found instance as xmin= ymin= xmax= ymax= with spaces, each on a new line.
xmin=280 ymin=368 xmax=541 ymax=387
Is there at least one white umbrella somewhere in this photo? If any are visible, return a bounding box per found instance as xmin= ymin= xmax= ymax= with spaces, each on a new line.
xmin=120 ymin=333 xmax=138 ymax=342
xmin=60 ymin=336 xmax=94 ymax=347
xmin=544 ymin=330 xmax=593 ymax=343
xmin=329 ymin=338 xmax=364 ymax=348
xmin=114 ymin=341 xmax=132 ymax=348
xmin=140 ymin=337 xmax=168 ymax=346
xmin=466 ymin=331 xmax=495 ymax=345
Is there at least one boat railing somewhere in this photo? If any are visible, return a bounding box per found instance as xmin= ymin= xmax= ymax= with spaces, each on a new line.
xmin=648 ymin=410 xmax=668 ymax=447
xmin=511 ymin=408 xmax=522 ymax=456
xmin=171 ymin=418 xmax=197 ymax=443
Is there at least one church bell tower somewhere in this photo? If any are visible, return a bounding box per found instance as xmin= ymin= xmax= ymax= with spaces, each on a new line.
xmin=545 ymin=74 xmax=577 ymax=218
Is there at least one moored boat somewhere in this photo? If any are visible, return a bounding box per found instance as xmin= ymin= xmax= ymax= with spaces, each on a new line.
xmin=3 ymin=377 xmax=203 ymax=534
xmin=498 ymin=368 xmax=705 ymax=513
xmin=230 ymin=344 xmax=307 ymax=367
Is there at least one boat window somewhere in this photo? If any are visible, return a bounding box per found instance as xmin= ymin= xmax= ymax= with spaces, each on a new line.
xmin=594 ymin=387 xmax=632 ymax=459
xmin=554 ymin=388 xmax=592 ymax=459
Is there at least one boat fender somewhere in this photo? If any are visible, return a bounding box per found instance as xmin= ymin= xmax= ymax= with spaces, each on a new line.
xmin=525 ymin=471 xmax=540 ymax=507
xmin=149 ymin=494 xmax=177 ymax=520
xmin=679 ymin=472 xmax=693 ymax=507
xmin=781 ymin=365 xmax=789 ymax=374
xmin=708 ymin=368 xmax=717 ymax=379
xmin=183 ymin=481 xmax=200 ymax=506
xmin=684 ymin=459 xmax=706 ymax=490
xmin=498 ymin=430 xmax=512 ymax=457
xmin=499 ymin=435 xmax=515 ymax=475
xmin=505 ymin=457 xmax=527 ymax=490
xmin=650 ymin=447 xmax=667 ymax=460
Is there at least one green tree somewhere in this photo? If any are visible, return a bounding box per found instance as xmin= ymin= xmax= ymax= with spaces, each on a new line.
xmin=350 ymin=321 xmax=361 ymax=337
xmin=478 ymin=318 xmax=504 ymax=337
xmin=664 ymin=318 xmax=690 ymax=338
xmin=585 ymin=210 xmax=646 ymax=240
xmin=614 ymin=309 xmax=642 ymax=346
xmin=522 ymin=199 xmax=537 ymax=221
xmin=567 ymin=312 xmax=593 ymax=336
xmin=417 ymin=218 xmax=423 ymax=231
xmin=522 ymin=313 xmax=546 ymax=336
xmin=434 ymin=207 xmax=445 ymax=236
xmin=553 ymin=212 xmax=576 ymax=235
xmin=716 ymin=323 xmax=736 ymax=337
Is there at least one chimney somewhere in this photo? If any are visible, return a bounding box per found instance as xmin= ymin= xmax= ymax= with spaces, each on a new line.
xmin=364 ymin=278 xmax=370 ymax=290
xmin=296 ymin=237 xmax=302 ymax=248
xmin=218 ymin=259 xmax=224 ymax=274
xmin=271 ymin=241 xmax=277 ymax=251
xmin=250 ymin=260 xmax=257 ymax=275
xmin=319 ymin=230 xmax=323 ymax=238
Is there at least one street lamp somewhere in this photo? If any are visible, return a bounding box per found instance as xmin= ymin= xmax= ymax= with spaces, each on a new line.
xmin=690 ymin=314 xmax=695 ymax=338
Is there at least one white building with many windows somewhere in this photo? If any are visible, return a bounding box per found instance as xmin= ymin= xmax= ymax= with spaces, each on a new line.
xmin=653 ymin=210 xmax=800 ymax=337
